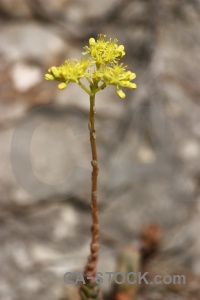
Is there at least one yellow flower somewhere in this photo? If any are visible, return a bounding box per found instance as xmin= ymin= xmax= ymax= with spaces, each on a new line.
xmin=102 ymin=64 xmax=137 ymax=98
xmin=45 ymin=34 xmax=137 ymax=97
xmin=45 ymin=59 xmax=91 ymax=89
xmin=83 ymin=34 xmax=125 ymax=65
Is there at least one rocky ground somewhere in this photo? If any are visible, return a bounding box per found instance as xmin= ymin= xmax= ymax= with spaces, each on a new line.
xmin=0 ymin=0 xmax=200 ymax=299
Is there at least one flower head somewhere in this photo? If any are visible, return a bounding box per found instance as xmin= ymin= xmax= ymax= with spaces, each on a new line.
xmin=45 ymin=34 xmax=137 ymax=98
xmin=45 ymin=59 xmax=91 ymax=89
xmin=102 ymin=63 xmax=137 ymax=98
xmin=83 ymin=34 xmax=125 ymax=65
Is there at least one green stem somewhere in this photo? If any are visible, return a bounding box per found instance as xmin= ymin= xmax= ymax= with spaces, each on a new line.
xmin=84 ymin=93 xmax=100 ymax=279
xmin=95 ymin=82 xmax=106 ymax=94
xmin=80 ymin=87 xmax=102 ymax=300
xmin=80 ymin=91 xmax=100 ymax=285
xmin=90 ymin=94 xmax=99 ymax=250
xmin=86 ymin=77 xmax=93 ymax=85
xmin=78 ymin=80 xmax=92 ymax=95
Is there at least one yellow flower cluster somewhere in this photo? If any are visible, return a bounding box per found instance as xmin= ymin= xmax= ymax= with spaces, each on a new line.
xmin=103 ymin=63 xmax=137 ymax=98
xmin=82 ymin=34 xmax=125 ymax=65
xmin=45 ymin=59 xmax=91 ymax=90
xmin=45 ymin=34 xmax=137 ymax=98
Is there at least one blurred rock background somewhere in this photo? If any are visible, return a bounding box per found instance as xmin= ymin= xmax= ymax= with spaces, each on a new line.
xmin=0 ymin=0 xmax=200 ymax=299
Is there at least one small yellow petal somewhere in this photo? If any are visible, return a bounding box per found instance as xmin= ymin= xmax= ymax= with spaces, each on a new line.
xmin=89 ymin=38 xmax=95 ymax=45
xmin=45 ymin=74 xmax=54 ymax=80
xmin=127 ymin=72 xmax=136 ymax=80
xmin=58 ymin=82 xmax=67 ymax=90
xmin=50 ymin=66 xmax=60 ymax=78
xmin=117 ymin=89 xmax=125 ymax=98
xmin=129 ymin=83 xmax=137 ymax=89
xmin=118 ymin=45 xmax=124 ymax=51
